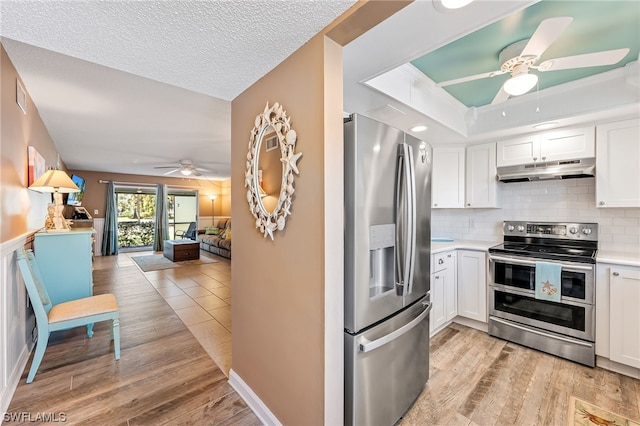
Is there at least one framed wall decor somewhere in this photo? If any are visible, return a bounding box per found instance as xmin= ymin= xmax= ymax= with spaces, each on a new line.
xmin=265 ymin=133 xmax=278 ymax=152
xmin=28 ymin=146 xmax=45 ymax=186
xmin=16 ymin=79 xmax=27 ymax=114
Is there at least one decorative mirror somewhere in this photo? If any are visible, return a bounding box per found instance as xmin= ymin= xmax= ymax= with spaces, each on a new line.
xmin=245 ymin=102 xmax=302 ymax=239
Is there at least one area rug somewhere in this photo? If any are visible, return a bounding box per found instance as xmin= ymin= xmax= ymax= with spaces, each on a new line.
xmin=131 ymin=254 xmax=217 ymax=272
xmin=567 ymin=396 xmax=640 ymax=426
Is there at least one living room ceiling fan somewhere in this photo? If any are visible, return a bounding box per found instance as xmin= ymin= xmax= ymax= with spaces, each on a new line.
xmin=153 ymin=160 xmax=209 ymax=177
xmin=437 ymin=17 xmax=630 ymax=105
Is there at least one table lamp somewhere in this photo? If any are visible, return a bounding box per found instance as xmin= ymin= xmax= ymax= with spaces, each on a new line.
xmin=29 ymin=169 xmax=80 ymax=232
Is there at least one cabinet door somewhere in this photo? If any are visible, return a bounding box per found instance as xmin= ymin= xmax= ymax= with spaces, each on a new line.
xmin=609 ymin=268 xmax=640 ymax=368
xmin=596 ymin=118 xmax=640 ymax=208
xmin=466 ymin=142 xmax=500 ymax=208
xmin=496 ymin=135 xmax=538 ymax=167
xmin=444 ymin=255 xmax=457 ymax=322
xmin=430 ymin=273 xmax=446 ymax=334
xmin=432 ymin=146 xmax=465 ymax=208
xmin=539 ymin=126 xmax=595 ymax=162
xmin=457 ymin=250 xmax=487 ymax=323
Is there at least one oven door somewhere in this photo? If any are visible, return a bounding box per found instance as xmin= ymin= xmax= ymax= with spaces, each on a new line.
xmin=488 ymin=254 xmax=594 ymax=304
xmin=489 ymin=286 xmax=594 ymax=341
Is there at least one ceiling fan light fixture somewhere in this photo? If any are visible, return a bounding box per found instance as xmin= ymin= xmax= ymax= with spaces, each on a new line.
xmin=503 ymin=72 xmax=538 ymax=96
xmin=410 ymin=125 xmax=428 ymax=132
xmin=180 ymin=168 xmax=192 ymax=176
xmin=436 ymin=0 xmax=474 ymax=10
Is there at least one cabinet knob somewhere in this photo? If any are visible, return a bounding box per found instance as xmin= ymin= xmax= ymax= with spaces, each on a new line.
xmin=541 ymin=156 xmax=546 ymax=161
xmin=438 ymin=259 xmax=444 ymax=264
xmin=612 ymin=272 xmax=620 ymax=276
xmin=599 ymin=201 xmax=605 ymax=206
xmin=467 ymin=203 xmax=471 ymax=206
xmin=434 ymin=203 xmax=438 ymax=207
xmin=533 ymin=157 xmax=538 ymax=161
xmin=447 ymin=254 xmax=452 ymax=258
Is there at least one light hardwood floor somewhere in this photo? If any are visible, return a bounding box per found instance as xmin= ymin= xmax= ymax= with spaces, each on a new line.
xmin=401 ymin=323 xmax=640 ymax=426
xmin=7 ymin=250 xmax=640 ymax=425
xmin=7 ymin=250 xmax=259 ymax=425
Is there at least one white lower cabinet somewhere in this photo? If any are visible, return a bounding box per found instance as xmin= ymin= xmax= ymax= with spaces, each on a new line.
xmin=457 ymin=250 xmax=487 ymax=323
xmin=609 ymin=268 xmax=640 ymax=368
xmin=596 ymin=263 xmax=640 ymax=370
xmin=430 ymin=251 xmax=456 ymax=334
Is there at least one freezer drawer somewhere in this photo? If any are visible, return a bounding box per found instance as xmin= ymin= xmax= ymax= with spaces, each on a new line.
xmin=345 ymin=296 xmax=431 ymax=426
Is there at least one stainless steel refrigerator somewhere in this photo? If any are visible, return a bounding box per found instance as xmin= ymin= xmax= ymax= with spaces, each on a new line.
xmin=344 ymin=114 xmax=432 ymax=426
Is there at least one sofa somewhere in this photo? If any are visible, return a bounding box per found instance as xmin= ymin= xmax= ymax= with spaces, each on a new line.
xmin=197 ymin=218 xmax=231 ymax=259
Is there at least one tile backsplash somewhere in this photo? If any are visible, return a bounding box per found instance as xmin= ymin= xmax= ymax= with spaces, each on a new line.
xmin=431 ymin=177 xmax=640 ymax=253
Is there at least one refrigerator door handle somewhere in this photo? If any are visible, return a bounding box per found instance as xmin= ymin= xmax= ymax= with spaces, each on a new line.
xmin=358 ymin=302 xmax=432 ymax=353
xmin=404 ymin=143 xmax=417 ymax=296
xmin=395 ymin=143 xmax=417 ymax=297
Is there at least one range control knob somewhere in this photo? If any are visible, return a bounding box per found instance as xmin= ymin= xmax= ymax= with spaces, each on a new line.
xmin=517 ymin=225 xmax=525 ymax=232
xmin=570 ymin=227 xmax=578 ymax=234
xmin=507 ymin=225 xmax=515 ymax=232
xmin=583 ymin=228 xmax=592 ymax=235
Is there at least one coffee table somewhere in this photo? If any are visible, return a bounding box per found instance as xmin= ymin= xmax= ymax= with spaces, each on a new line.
xmin=163 ymin=239 xmax=200 ymax=261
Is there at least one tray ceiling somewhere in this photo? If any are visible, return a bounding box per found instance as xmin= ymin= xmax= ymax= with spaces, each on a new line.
xmin=411 ymin=0 xmax=639 ymax=107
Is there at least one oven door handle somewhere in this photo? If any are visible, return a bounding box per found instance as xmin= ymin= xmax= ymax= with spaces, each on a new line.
xmin=491 ymin=317 xmax=593 ymax=348
xmin=488 ymin=255 xmax=594 ymax=271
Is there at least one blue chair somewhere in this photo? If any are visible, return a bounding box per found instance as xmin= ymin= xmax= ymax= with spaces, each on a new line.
xmin=176 ymin=222 xmax=197 ymax=240
xmin=16 ymin=248 xmax=120 ymax=383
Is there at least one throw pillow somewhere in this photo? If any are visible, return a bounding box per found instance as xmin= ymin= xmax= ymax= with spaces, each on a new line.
xmin=219 ymin=230 xmax=227 ymax=239
xmin=205 ymin=226 xmax=219 ymax=235
xmin=225 ymin=229 xmax=232 ymax=240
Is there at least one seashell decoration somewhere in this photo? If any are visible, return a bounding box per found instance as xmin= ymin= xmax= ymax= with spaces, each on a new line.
xmin=244 ymin=101 xmax=302 ymax=241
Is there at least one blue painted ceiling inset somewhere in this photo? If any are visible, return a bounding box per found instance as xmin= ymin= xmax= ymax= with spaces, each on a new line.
xmin=410 ymin=1 xmax=640 ymax=107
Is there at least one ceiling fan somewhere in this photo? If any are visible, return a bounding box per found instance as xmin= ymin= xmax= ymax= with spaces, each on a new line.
xmin=436 ymin=17 xmax=630 ymax=105
xmin=153 ymin=160 xmax=209 ymax=177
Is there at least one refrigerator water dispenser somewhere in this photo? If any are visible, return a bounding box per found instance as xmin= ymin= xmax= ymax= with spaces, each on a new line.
xmin=369 ymin=224 xmax=395 ymax=299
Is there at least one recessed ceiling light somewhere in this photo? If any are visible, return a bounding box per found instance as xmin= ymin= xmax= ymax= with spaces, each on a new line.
xmin=434 ymin=0 xmax=474 ymax=11
xmin=410 ymin=125 xmax=428 ymax=132
xmin=533 ymin=122 xmax=559 ymax=130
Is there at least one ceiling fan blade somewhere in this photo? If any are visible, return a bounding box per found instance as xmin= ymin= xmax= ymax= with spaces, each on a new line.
xmin=537 ymin=48 xmax=630 ymax=72
xmin=520 ymin=17 xmax=573 ymax=59
xmin=162 ymin=169 xmax=179 ymax=175
xmin=154 ymin=166 xmax=179 ymax=169
xmin=491 ymin=86 xmax=510 ymax=105
xmin=437 ymin=70 xmax=505 ymax=87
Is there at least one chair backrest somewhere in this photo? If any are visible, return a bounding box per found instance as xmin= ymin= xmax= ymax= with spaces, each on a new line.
xmin=16 ymin=249 xmax=53 ymax=325
xmin=185 ymin=222 xmax=197 ymax=239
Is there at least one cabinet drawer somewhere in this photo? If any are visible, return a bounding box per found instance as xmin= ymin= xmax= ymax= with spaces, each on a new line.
xmin=432 ymin=251 xmax=455 ymax=272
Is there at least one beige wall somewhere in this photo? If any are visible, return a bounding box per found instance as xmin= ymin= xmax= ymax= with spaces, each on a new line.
xmin=230 ymin=3 xmax=411 ymax=423
xmin=231 ymin=33 xmax=340 ymax=424
xmin=0 ymin=44 xmax=62 ymax=243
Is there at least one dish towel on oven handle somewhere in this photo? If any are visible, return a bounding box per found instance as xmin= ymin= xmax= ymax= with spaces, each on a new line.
xmin=535 ymin=262 xmax=562 ymax=302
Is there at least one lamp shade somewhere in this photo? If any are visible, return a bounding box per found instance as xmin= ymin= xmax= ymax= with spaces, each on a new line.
xmin=208 ymin=195 xmax=217 ymax=200
xmin=29 ymin=169 xmax=80 ymax=193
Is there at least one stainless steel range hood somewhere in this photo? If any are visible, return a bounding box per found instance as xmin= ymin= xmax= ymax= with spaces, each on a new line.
xmin=497 ymin=158 xmax=596 ymax=183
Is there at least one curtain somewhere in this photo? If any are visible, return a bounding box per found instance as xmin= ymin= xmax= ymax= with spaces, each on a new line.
xmin=101 ymin=181 xmax=119 ymax=256
xmin=153 ymin=184 xmax=168 ymax=251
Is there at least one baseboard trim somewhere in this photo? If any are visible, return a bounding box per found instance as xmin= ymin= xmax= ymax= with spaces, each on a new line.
xmin=228 ymin=369 xmax=281 ymax=426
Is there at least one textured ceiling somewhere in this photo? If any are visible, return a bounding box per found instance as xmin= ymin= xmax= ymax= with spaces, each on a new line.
xmin=410 ymin=0 xmax=640 ymax=107
xmin=0 ymin=1 xmax=354 ymax=100
xmin=0 ymin=0 xmax=354 ymax=179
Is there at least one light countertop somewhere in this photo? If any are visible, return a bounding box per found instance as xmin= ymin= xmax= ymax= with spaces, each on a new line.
xmin=431 ymin=240 xmax=498 ymax=254
xmin=596 ymin=250 xmax=640 ymax=267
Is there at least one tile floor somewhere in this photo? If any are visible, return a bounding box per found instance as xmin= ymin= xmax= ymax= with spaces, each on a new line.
xmin=95 ymin=249 xmax=233 ymax=376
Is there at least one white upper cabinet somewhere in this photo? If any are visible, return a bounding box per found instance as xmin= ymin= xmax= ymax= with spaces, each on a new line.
xmin=596 ymin=118 xmax=640 ymax=208
xmin=496 ymin=134 xmax=538 ymax=167
xmin=497 ymin=126 xmax=595 ymax=167
xmin=432 ymin=146 xmax=465 ymax=208
xmin=465 ymin=142 xmax=500 ymax=208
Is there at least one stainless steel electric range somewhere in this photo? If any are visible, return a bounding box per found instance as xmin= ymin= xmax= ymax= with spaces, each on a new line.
xmin=488 ymin=221 xmax=598 ymax=366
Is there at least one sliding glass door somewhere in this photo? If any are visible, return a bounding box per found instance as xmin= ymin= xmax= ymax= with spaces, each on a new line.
xmin=168 ymin=192 xmax=198 ymax=239
xmin=115 ymin=186 xmax=198 ymax=249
